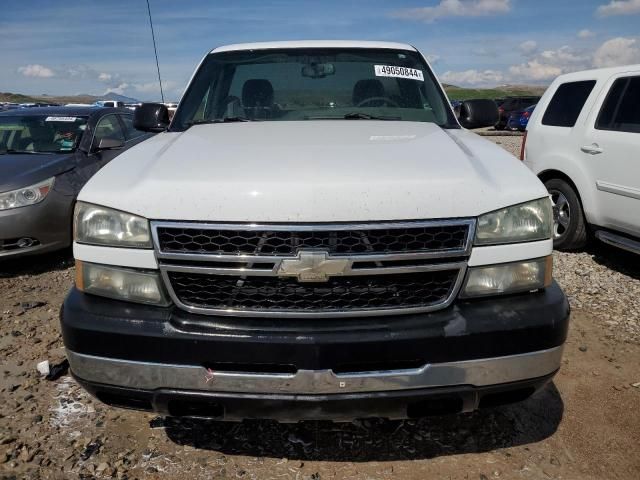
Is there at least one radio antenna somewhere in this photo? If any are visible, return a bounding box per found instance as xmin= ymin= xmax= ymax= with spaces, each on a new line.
xmin=145 ymin=0 xmax=165 ymax=103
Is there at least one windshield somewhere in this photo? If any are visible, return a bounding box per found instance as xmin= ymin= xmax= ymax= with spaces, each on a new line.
xmin=0 ymin=115 xmax=88 ymax=154
xmin=172 ymin=48 xmax=457 ymax=129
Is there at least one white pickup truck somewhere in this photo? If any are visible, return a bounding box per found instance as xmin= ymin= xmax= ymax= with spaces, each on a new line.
xmin=61 ymin=41 xmax=569 ymax=422
xmin=523 ymin=64 xmax=640 ymax=253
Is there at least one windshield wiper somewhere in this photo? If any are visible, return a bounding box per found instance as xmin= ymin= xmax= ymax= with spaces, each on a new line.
xmin=0 ymin=148 xmax=51 ymax=155
xmin=305 ymin=113 xmax=400 ymax=121
xmin=344 ymin=112 xmax=400 ymax=120
xmin=185 ymin=117 xmax=253 ymax=128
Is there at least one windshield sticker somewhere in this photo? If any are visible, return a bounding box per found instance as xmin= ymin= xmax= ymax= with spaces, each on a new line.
xmin=374 ymin=65 xmax=424 ymax=81
xmin=45 ymin=116 xmax=77 ymax=122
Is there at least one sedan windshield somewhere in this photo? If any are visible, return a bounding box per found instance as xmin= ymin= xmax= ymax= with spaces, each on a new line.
xmin=172 ymin=48 xmax=457 ymax=130
xmin=0 ymin=115 xmax=88 ymax=154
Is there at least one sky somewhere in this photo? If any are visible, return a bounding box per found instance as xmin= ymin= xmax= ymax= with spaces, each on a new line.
xmin=2 ymin=0 xmax=640 ymax=101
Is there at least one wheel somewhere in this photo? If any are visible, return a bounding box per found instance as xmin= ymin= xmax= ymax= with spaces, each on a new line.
xmin=544 ymin=178 xmax=587 ymax=250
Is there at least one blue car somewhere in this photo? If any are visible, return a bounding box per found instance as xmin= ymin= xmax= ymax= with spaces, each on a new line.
xmin=507 ymin=104 xmax=536 ymax=131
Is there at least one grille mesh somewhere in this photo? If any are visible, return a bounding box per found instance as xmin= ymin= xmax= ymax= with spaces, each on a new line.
xmin=168 ymin=270 xmax=459 ymax=313
xmin=157 ymin=225 xmax=469 ymax=256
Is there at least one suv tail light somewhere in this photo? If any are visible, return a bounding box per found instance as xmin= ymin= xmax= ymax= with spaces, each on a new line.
xmin=520 ymin=131 xmax=527 ymax=161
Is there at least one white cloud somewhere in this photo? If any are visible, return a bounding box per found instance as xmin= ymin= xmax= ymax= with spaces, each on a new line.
xmin=596 ymin=0 xmax=640 ymax=17
xmin=391 ymin=0 xmax=511 ymax=22
xmin=17 ymin=64 xmax=55 ymax=78
xmin=62 ymin=65 xmax=132 ymax=92
xmin=133 ymin=80 xmax=177 ymax=93
xmin=435 ymin=36 xmax=639 ymax=86
xmin=578 ymin=29 xmax=595 ymax=38
xmin=539 ymin=45 xmax=589 ymax=64
xmin=425 ymin=54 xmax=441 ymax=64
xmin=508 ymin=60 xmax=564 ymax=81
xmin=104 ymin=82 xmax=130 ymax=96
xmin=509 ymin=45 xmax=590 ymax=81
xmin=65 ymin=65 xmax=97 ymax=79
xmin=519 ymin=40 xmax=538 ymax=55
xmin=441 ymin=69 xmax=504 ymax=86
xmin=472 ymin=47 xmax=497 ymax=57
xmin=487 ymin=37 xmax=640 ymax=84
xmin=593 ymin=37 xmax=640 ymax=67
xmin=133 ymin=82 xmax=164 ymax=94
xmin=14 ymin=59 xmax=177 ymax=99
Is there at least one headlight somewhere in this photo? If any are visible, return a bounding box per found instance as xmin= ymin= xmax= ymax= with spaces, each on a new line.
xmin=0 ymin=177 xmax=54 ymax=211
xmin=76 ymin=261 xmax=170 ymax=306
xmin=74 ymin=202 xmax=151 ymax=248
xmin=475 ymin=198 xmax=552 ymax=245
xmin=461 ymin=257 xmax=552 ymax=298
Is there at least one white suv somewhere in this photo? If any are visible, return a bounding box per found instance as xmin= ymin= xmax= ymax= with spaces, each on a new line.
xmin=523 ymin=65 xmax=640 ymax=253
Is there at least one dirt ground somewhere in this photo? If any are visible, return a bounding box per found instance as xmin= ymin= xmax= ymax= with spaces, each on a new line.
xmin=1 ymin=137 xmax=639 ymax=479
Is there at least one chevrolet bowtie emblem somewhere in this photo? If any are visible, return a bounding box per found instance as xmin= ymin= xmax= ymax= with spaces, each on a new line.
xmin=277 ymin=251 xmax=350 ymax=282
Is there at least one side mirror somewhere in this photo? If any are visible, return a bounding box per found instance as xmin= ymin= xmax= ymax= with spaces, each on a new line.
xmin=96 ymin=137 xmax=124 ymax=150
xmin=457 ymin=99 xmax=499 ymax=129
xmin=133 ymin=103 xmax=170 ymax=132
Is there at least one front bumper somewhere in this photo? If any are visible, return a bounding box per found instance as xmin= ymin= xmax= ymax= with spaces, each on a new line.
xmin=0 ymin=189 xmax=73 ymax=259
xmin=61 ymin=282 xmax=570 ymax=421
xmin=74 ymin=373 xmax=557 ymax=422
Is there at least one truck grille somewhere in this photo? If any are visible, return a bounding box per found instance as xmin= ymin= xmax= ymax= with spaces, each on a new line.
xmin=168 ymin=270 xmax=459 ymax=313
xmin=152 ymin=220 xmax=474 ymax=317
xmin=156 ymin=224 xmax=470 ymax=256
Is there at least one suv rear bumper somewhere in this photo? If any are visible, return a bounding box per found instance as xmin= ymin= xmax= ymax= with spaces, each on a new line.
xmin=60 ymin=282 xmax=569 ymax=421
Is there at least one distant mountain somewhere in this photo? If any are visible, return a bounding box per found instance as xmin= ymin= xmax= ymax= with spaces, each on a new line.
xmin=443 ymin=84 xmax=547 ymax=101
xmin=0 ymin=91 xmax=140 ymax=105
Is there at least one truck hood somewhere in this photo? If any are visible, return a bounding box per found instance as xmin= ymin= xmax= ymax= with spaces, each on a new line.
xmin=78 ymin=121 xmax=547 ymax=222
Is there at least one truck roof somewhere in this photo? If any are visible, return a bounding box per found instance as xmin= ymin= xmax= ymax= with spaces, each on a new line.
xmin=551 ymin=64 xmax=640 ymax=84
xmin=210 ymin=40 xmax=417 ymax=54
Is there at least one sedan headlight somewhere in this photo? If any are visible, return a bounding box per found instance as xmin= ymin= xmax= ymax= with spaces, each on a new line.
xmin=0 ymin=177 xmax=55 ymax=211
xmin=74 ymin=202 xmax=151 ymax=248
xmin=461 ymin=257 xmax=552 ymax=298
xmin=476 ymin=198 xmax=552 ymax=245
xmin=76 ymin=261 xmax=170 ymax=306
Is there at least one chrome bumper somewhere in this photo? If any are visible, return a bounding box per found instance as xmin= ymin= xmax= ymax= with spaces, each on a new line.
xmin=67 ymin=346 xmax=563 ymax=395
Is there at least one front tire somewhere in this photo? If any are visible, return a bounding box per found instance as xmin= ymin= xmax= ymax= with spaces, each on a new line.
xmin=544 ymin=178 xmax=587 ymax=250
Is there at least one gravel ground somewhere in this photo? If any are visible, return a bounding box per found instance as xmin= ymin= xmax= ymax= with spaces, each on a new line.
xmin=1 ymin=136 xmax=639 ymax=479
xmin=483 ymin=134 xmax=524 ymax=157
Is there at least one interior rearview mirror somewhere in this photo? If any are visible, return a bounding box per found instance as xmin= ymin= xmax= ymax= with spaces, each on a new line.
xmin=133 ymin=103 xmax=170 ymax=132
xmin=457 ymin=99 xmax=499 ymax=129
xmin=302 ymin=63 xmax=335 ymax=79
xmin=96 ymin=137 xmax=124 ymax=150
